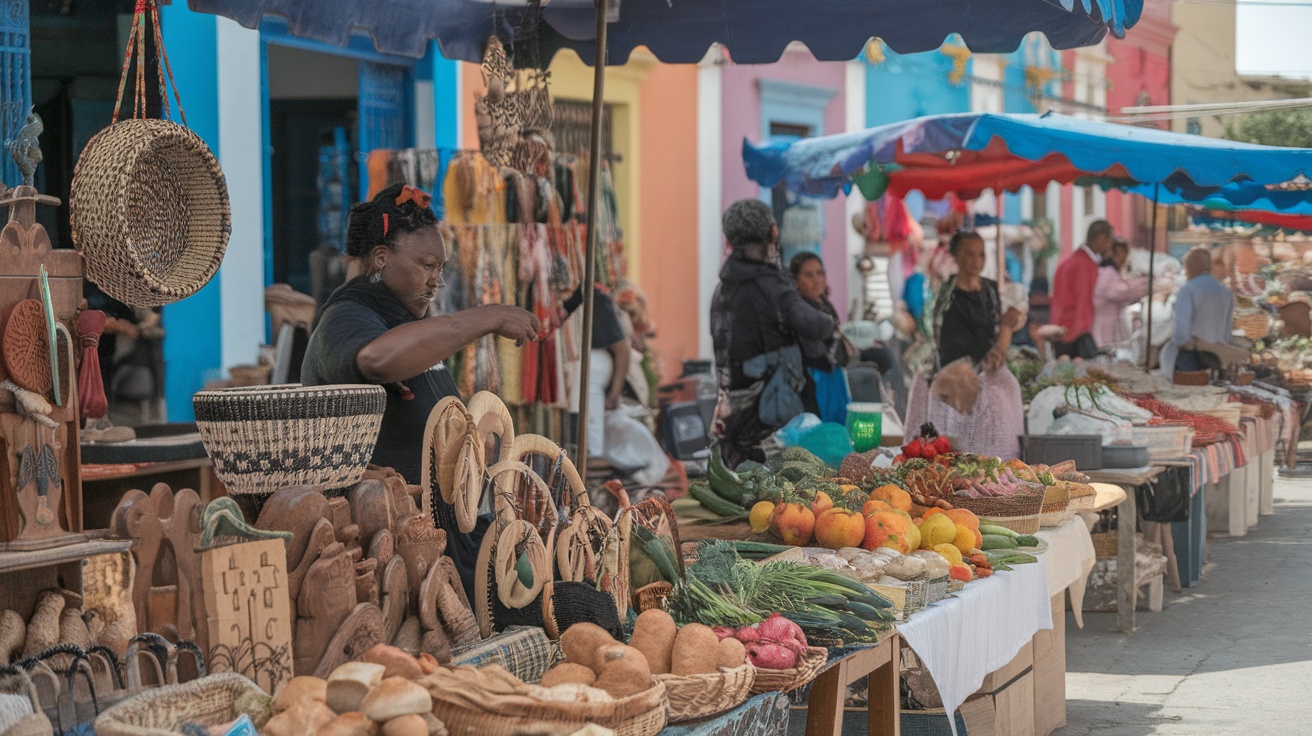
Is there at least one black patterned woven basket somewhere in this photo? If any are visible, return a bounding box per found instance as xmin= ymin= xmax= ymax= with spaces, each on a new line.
xmin=193 ymin=384 xmax=385 ymax=496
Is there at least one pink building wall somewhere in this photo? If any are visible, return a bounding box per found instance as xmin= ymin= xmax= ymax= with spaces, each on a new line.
xmin=719 ymin=50 xmax=852 ymax=318
xmin=1105 ymin=6 xmax=1177 ymax=251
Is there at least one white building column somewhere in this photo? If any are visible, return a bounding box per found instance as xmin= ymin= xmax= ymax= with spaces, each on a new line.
xmin=697 ymin=49 xmax=724 ymax=359
xmin=216 ymin=18 xmax=267 ymax=370
xmin=844 ymin=60 xmax=867 ymax=321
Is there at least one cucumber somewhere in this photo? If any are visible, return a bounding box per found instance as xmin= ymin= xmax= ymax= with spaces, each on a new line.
xmin=978 ymin=523 xmax=1020 ymax=539
xmin=806 ymin=595 xmax=850 ymax=608
xmin=1014 ymin=534 xmax=1040 ymax=548
xmin=981 ymin=534 xmax=1019 ymax=551
xmin=847 ymin=593 xmax=895 ymax=610
xmin=708 ymin=448 xmax=745 ymax=502
xmin=688 ymin=482 xmax=748 ymax=517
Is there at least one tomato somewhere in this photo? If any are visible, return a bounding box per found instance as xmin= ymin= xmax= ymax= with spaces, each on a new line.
xmin=934 ymin=436 xmax=952 ymax=454
xmin=921 ymin=445 xmax=939 ymax=460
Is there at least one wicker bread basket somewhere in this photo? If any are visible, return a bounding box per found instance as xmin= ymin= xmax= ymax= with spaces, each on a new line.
xmin=654 ymin=663 xmax=756 ymax=723
xmin=978 ymin=513 xmax=1041 ymax=535
xmin=748 ymin=646 xmax=828 ymax=694
xmin=93 ymin=673 xmax=269 ymax=736
xmin=71 ymin=118 xmax=230 ymax=308
xmin=425 ymin=667 xmax=668 ymax=736
xmin=193 ymin=384 xmax=385 ymax=495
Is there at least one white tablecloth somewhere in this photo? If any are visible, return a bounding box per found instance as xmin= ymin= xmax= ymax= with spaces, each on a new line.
xmin=896 ymin=557 xmax=1052 ymax=735
xmin=1035 ymin=515 xmax=1097 ymax=629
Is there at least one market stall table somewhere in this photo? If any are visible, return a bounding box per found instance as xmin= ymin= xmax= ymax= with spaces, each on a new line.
xmin=897 ymin=554 xmax=1052 ymax=735
xmin=804 ymin=634 xmax=900 ymax=736
xmin=1082 ymin=466 xmax=1163 ymax=633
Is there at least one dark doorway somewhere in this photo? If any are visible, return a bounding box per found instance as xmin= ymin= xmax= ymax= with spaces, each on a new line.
xmin=269 ymin=99 xmax=357 ymax=295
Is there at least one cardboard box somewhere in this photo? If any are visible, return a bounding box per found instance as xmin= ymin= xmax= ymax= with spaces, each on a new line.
xmin=961 ymin=671 xmax=1036 ymax=736
xmin=1032 ymin=593 xmax=1068 ymax=736
xmin=977 ymin=639 xmax=1033 ymax=693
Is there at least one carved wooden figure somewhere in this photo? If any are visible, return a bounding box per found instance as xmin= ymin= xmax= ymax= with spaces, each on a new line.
xmin=110 ymin=483 xmax=203 ymax=643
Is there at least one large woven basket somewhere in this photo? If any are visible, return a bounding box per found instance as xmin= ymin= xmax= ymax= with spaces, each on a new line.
xmin=748 ymin=647 xmax=828 ymax=695
xmin=950 ymin=488 xmax=1046 ymax=520
xmin=93 ymin=673 xmax=269 ymax=736
xmin=428 ymin=672 xmax=667 ymax=736
xmin=193 ymin=384 xmax=385 ymax=495
xmin=654 ymin=664 xmax=755 ymax=723
xmin=71 ymin=118 xmax=230 ymax=308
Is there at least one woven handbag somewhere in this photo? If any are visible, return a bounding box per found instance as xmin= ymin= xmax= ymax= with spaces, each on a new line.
xmin=70 ymin=0 xmax=229 ymax=308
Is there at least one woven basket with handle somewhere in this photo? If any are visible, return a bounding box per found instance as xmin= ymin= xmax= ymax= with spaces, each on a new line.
xmin=70 ymin=0 xmax=229 ymax=308
xmin=93 ymin=673 xmax=269 ymax=736
xmin=748 ymin=647 xmax=828 ymax=694
xmin=654 ymin=664 xmax=755 ymax=723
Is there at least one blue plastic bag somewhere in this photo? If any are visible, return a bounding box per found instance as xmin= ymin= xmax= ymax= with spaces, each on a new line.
xmin=798 ymin=422 xmax=854 ymax=469
xmin=774 ymin=412 xmax=821 ymax=446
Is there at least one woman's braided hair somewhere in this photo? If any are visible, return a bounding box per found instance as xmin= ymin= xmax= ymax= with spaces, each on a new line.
xmin=345 ymin=183 xmax=439 ymax=258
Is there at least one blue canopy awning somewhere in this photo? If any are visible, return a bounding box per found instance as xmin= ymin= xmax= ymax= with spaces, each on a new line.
xmin=742 ymin=112 xmax=1312 ymax=200
xmin=188 ymin=0 xmax=1143 ymax=64
xmin=1128 ymin=180 xmax=1312 ymax=215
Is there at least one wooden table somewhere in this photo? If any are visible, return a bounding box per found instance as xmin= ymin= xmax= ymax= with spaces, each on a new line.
xmin=1082 ymin=466 xmax=1165 ymax=634
xmin=806 ymin=634 xmax=900 ymax=736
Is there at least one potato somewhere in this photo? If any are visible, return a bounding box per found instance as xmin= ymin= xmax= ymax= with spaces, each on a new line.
xmin=627 ymin=610 xmax=676 ymax=675
xmin=670 ymin=623 xmax=719 ymax=676
xmin=539 ymin=663 xmax=597 ymax=688
xmin=592 ymin=644 xmax=652 ymax=698
xmin=717 ymin=638 xmax=747 ymax=669
xmin=559 ymin=623 xmax=617 ymax=672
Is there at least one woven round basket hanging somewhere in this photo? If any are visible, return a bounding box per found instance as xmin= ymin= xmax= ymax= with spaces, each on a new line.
xmin=70 ymin=0 xmax=230 ymax=309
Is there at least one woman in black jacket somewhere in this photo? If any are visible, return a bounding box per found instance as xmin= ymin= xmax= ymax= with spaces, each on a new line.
xmin=710 ymin=200 xmax=836 ymax=468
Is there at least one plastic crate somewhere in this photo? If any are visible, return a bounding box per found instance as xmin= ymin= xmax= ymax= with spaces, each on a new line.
xmin=1018 ymin=434 xmax=1103 ymax=470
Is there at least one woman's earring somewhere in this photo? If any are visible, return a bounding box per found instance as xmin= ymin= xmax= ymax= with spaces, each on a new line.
xmin=370 ymin=271 xmax=382 ymax=284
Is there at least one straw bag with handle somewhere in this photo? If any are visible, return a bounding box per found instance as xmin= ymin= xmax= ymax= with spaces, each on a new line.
xmin=70 ymin=0 xmax=230 ymax=308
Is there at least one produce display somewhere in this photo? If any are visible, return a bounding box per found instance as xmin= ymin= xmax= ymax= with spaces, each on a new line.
xmin=667 ymin=540 xmax=896 ymax=645
xmin=1122 ymin=393 xmax=1245 ymax=446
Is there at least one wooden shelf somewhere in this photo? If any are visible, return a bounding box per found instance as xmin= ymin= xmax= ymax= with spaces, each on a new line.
xmin=0 ymin=537 xmax=133 ymax=574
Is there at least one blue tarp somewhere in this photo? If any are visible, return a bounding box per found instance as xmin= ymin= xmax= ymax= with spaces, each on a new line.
xmin=188 ymin=0 xmax=1142 ymax=64
xmin=742 ymin=112 xmax=1312 ymax=200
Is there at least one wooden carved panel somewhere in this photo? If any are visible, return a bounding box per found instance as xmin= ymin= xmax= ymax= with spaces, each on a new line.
xmin=197 ymin=538 xmax=294 ymax=694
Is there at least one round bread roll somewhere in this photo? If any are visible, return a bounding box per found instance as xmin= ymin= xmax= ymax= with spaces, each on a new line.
xmin=361 ymin=678 xmax=434 ymax=722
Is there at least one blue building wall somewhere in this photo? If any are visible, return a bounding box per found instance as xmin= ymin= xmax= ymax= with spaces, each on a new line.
xmin=160 ymin=4 xmax=223 ymax=421
xmin=157 ymin=9 xmax=461 ymax=421
xmin=864 ymin=47 xmax=969 ymax=127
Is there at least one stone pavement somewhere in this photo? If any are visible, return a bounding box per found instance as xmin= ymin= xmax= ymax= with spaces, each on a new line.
xmin=1059 ymin=474 xmax=1312 ymax=734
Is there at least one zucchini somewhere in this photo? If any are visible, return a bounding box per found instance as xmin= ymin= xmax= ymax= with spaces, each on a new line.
xmin=847 ymin=593 xmax=894 ymax=610
xmin=805 ymin=595 xmax=850 ymax=608
xmin=688 ymin=481 xmax=748 ymax=517
xmin=981 ymin=534 xmax=1019 ymax=551
xmin=708 ymin=449 xmax=746 ymax=503
xmin=978 ymin=523 xmax=1020 ymax=539
xmin=1014 ymin=534 xmax=1040 ymax=548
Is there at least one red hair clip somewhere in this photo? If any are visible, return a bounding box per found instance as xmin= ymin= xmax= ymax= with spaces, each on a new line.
xmin=396 ymin=185 xmax=433 ymax=209
xmin=382 ymin=213 xmax=389 ymax=237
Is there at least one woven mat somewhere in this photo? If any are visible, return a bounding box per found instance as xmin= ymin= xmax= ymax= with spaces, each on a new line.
xmin=452 ymin=626 xmax=556 ymax=684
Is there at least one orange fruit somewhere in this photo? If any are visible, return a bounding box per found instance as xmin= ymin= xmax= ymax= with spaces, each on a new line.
xmin=815 ymin=508 xmax=867 ymax=550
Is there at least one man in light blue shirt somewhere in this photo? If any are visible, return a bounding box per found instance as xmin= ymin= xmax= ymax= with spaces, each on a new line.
xmin=1158 ymin=247 xmax=1235 ymax=378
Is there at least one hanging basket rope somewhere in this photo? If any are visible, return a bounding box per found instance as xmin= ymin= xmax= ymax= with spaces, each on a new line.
xmin=70 ymin=0 xmax=229 ymax=309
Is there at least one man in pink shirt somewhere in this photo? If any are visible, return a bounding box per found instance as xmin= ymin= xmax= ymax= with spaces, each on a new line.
xmin=1050 ymin=219 xmax=1114 ymax=359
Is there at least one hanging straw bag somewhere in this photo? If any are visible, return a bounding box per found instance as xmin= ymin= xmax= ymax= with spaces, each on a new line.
xmin=70 ymin=0 xmax=230 ymax=308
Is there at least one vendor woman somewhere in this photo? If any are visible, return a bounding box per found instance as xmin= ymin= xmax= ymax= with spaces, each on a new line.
xmin=905 ymin=230 xmax=1025 ymax=459
xmin=301 ymin=183 xmax=540 ymax=597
